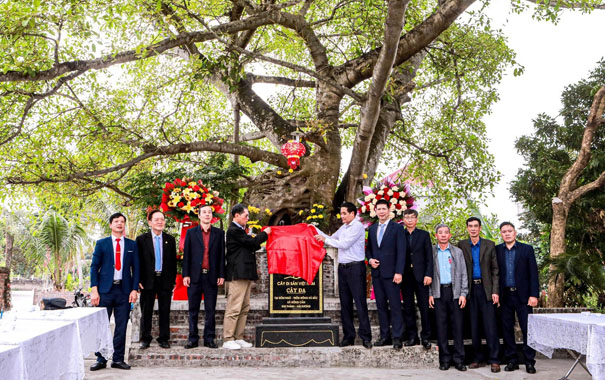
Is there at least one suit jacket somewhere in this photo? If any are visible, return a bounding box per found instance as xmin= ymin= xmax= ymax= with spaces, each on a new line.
xmin=366 ymin=221 xmax=406 ymax=279
xmin=429 ymin=244 xmax=468 ymax=299
xmin=182 ymin=225 xmax=225 ymax=285
xmin=225 ymin=222 xmax=268 ymax=281
xmin=457 ymin=238 xmax=499 ymax=301
xmin=404 ymin=228 xmax=434 ymax=282
xmin=496 ymin=241 xmax=539 ymax=303
xmin=136 ymin=231 xmax=177 ymax=291
xmin=90 ymin=236 xmax=140 ymax=294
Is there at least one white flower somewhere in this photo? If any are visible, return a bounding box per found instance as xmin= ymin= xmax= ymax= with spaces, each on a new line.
xmin=361 ymin=206 xmax=367 ymax=213
xmin=370 ymin=211 xmax=376 ymax=218
xmin=387 ymin=190 xmax=393 ymax=196
xmin=378 ymin=190 xmax=384 ymax=195
xmin=396 ymin=209 xmax=403 ymax=215
xmin=369 ymin=193 xmax=376 ymax=199
xmin=390 ymin=204 xmax=396 ymax=211
xmin=389 ymin=212 xmax=395 ymax=219
xmin=399 ymin=200 xmax=405 ymax=205
xmin=402 ymin=205 xmax=407 ymax=211
xmin=390 ymin=198 xmax=397 ymax=204
xmin=392 ymin=186 xmax=399 ymax=191
xmin=364 ymin=195 xmax=372 ymax=202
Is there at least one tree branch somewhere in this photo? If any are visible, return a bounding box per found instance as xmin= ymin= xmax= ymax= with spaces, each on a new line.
xmin=246 ymin=73 xmax=315 ymax=87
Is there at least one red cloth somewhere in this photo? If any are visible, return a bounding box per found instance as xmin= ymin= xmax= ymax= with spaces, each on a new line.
xmin=115 ymin=238 xmax=121 ymax=271
xmin=201 ymin=227 xmax=210 ymax=270
xmin=265 ymin=224 xmax=326 ymax=284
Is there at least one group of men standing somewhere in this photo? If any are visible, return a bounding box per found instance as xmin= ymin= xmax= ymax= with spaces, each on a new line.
xmin=317 ymin=200 xmax=540 ymax=374
xmin=88 ymin=201 xmax=539 ymax=375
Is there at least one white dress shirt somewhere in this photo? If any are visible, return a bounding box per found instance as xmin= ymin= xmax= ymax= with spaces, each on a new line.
xmin=318 ymin=218 xmax=366 ymax=264
xmin=111 ymin=234 xmax=124 ymax=280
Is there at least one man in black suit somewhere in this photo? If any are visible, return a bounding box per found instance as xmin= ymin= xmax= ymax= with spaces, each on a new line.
xmin=458 ymin=217 xmax=500 ymax=373
xmin=223 ymin=204 xmax=271 ymax=349
xmin=401 ymin=209 xmax=433 ymax=348
xmin=136 ymin=209 xmax=177 ymax=349
xmin=182 ymin=204 xmax=226 ymax=349
xmin=496 ymin=222 xmax=539 ymax=374
xmin=366 ymin=199 xmax=406 ymax=349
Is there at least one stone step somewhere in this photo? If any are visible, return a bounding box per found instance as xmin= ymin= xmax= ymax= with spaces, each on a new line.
xmin=128 ymin=345 xmax=439 ymax=368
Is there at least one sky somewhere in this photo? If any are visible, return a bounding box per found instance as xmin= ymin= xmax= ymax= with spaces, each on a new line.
xmin=475 ymin=2 xmax=604 ymax=227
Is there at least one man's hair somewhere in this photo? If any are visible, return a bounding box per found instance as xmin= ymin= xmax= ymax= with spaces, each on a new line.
xmin=403 ymin=209 xmax=418 ymax=217
xmin=198 ymin=204 xmax=213 ymax=213
xmin=466 ymin=216 xmax=482 ymax=226
xmin=499 ymin=221 xmax=515 ymax=230
xmin=231 ymin=203 xmax=247 ymax=217
xmin=435 ymin=223 xmax=450 ymax=234
xmin=375 ymin=199 xmax=390 ymax=208
xmin=340 ymin=202 xmax=357 ymax=214
xmin=147 ymin=209 xmax=164 ymax=221
xmin=109 ymin=212 xmax=126 ymax=224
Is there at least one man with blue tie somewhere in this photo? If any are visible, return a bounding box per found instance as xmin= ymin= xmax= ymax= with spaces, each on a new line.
xmin=90 ymin=212 xmax=140 ymax=371
xmin=366 ymin=199 xmax=406 ymax=349
xmin=136 ymin=210 xmax=177 ymax=350
xmin=496 ymin=222 xmax=539 ymax=374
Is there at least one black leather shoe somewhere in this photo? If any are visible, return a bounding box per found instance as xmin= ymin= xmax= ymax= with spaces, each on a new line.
xmin=204 ymin=341 xmax=218 ymax=349
xmin=526 ymin=364 xmax=537 ymax=374
xmin=111 ymin=361 xmax=131 ymax=370
xmin=374 ymin=338 xmax=392 ymax=346
xmin=159 ymin=341 xmax=170 ymax=349
xmin=139 ymin=341 xmax=150 ymax=349
xmin=439 ymin=362 xmax=450 ymax=371
xmin=504 ymin=363 xmax=519 ymax=372
xmin=404 ymin=338 xmax=419 ymax=347
xmin=421 ymin=339 xmax=431 ymax=349
xmin=90 ymin=362 xmax=106 ymax=371
xmin=454 ymin=363 xmax=467 ymax=371
xmin=184 ymin=342 xmax=199 ymax=349
xmin=393 ymin=338 xmax=402 ymax=349
xmin=362 ymin=340 xmax=372 ymax=349
xmin=339 ymin=339 xmax=354 ymax=347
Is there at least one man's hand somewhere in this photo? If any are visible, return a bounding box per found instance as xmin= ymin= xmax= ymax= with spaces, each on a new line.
xmin=314 ymin=234 xmax=326 ymax=242
xmin=423 ymin=276 xmax=432 ymax=286
xmin=129 ymin=290 xmax=138 ymax=303
xmin=264 ymin=227 xmax=272 ymax=234
xmin=139 ymin=283 xmax=144 ymax=290
xmin=428 ymin=295 xmax=434 ymax=308
xmin=183 ymin=276 xmax=191 ymax=287
xmin=217 ymin=278 xmax=224 ymax=286
xmin=369 ymin=258 xmax=380 ymax=269
xmin=528 ymin=296 xmax=538 ymax=307
xmin=393 ymin=273 xmax=402 ymax=285
xmin=492 ymin=294 xmax=499 ymax=305
xmin=90 ymin=287 xmax=100 ymax=306
xmin=459 ymin=296 xmax=467 ymax=309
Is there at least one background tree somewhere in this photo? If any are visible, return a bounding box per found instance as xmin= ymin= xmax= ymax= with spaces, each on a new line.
xmin=511 ymin=60 xmax=605 ymax=308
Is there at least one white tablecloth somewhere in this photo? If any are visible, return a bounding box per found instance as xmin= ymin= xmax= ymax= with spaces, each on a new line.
xmin=0 ymin=344 xmax=27 ymax=380
xmin=0 ymin=319 xmax=84 ymax=380
xmin=528 ymin=313 xmax=605 ymax=380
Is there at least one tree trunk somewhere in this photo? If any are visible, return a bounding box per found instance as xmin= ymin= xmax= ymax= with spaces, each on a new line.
xmin=547 ymin=200 xmax=569 ymax=307
xmin=4 ymin=231 xmax=13 ymax=271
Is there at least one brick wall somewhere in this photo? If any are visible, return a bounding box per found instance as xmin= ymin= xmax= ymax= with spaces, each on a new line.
xmin=0 ymin=267 xmax=10 ymax=311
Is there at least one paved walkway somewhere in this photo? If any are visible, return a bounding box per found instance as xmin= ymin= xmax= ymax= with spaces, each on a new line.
xmin=84 ymin=358 xmax=590 ymax=380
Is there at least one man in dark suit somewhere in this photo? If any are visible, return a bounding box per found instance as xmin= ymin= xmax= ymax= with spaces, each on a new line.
xmin=458 ymin=217 xmax=500 ymax=373
xmin=496 ymin=222 xmax=539 ymax=374
xmin=182 ymin=204 xmax=226 ymax=349
xmin=223 ymin=204 xmax=271 ymax=349
xmin=136 ymin=209 xmax=177 ymax=349
xmin=366 ymin=199 xmax=406 ymax=349
xmin=401 ymin=209 xmax=433 ymax=348
xmin=90 ymin=212 xmax=139 ymax=371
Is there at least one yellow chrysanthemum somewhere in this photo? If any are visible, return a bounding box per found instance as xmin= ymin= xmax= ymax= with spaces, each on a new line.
xmin=311 ymin=209 xmax=316 ymax=213
xmin=299 ymin=210 xmax=304 ymax=215
xmin=336 ymin=214 xmax=341 ymax=219
xmin=277 ymin=170 xmax=282 ymax=175
xmin=289 ymin=169 xmax=293 ymax=173
xmin=318 ymin=215 xmax=324 ymax=219
xmin=317 ymin=205 xmax=324 ymax=209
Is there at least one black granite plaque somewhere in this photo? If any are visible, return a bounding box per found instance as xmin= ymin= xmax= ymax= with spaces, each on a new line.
xmin=269 ymin=265 xmax=323 ymax=317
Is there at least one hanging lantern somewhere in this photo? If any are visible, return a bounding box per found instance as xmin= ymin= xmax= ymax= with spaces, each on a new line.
xmin=281 ymin=135 xmax=306 ymax=170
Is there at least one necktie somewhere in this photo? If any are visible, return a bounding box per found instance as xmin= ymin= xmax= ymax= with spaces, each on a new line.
xmin=154 ymin=235 xmax=162 ymax=271
xmin=115 ymin=238 xmax=121 ymax=271
xmin=378 ymin=224 xmax=385 ymax=247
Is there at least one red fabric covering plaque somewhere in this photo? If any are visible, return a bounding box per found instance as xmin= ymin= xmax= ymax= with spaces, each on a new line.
xmin=265 ymin=224 xmax=326 ymax=284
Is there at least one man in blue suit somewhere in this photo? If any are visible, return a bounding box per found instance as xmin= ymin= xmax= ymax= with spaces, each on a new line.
xmin=90 ymin=212 xmax=140 ymax=371
xmin=182 ymin=204 xmax=225 ymax=349
xmin=366 ymin=199 xmax=406 ymax=349
xmin=496 ymin=222 xmax=539 ymax=374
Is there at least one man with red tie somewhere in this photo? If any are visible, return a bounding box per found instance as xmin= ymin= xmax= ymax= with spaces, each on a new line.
xmin=90 ymin=212 xmax=140 ymax=371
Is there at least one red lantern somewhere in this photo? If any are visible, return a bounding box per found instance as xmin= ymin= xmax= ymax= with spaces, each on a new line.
xmin=281 ymin=140 xmax=306 ymax=170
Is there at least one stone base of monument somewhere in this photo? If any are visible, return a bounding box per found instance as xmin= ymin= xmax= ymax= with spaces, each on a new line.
xmin=255 ymin=317 xmax=339 ymax=347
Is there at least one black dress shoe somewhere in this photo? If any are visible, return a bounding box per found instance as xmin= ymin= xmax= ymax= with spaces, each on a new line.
xmin=362 ymin=340 xmax=372 ymax=349
xmin=454 ymin=363 xmax=467 ymax=371
xmin=159 ymin=341 xmax=170 ymax=349
xmin=184 ymin=342 xmax=199 ymax=349
xmin=526 ymin=364 xmax=537 ymax=374
xmin=504 ymin=363 xmax=519 ymax=372
xmin=374 ymin=338 xmax=392 ymax=346
xmin=439 ymin=362 xmax=450 ymax=371
xmin=339 ymin=339 xmax=354 ymax=347
xmin=111 ymin=361 xmax=131 ymax=370
xmin=393 ymin=338 xmax=402 ymax=349
xmin=139 ymin=341 xmax=150 ymax=349
xmin=204 ymin=341 xmax=218 ymax=349
xmin=90 ymin=362 xmax=106 ymax=371
xmin=404 ymin=338 xmax=419 ymax=347
xmin=421 ymin=339 xmax=431 ymax=349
